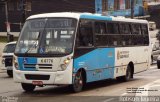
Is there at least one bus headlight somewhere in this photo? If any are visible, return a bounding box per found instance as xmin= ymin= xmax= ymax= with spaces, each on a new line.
xmin=60 ymin=64 xmax=67 ymax=71
xmin=1 ymin=58 xmax=5 ymax=64
xmin=14 ymin=62 xmax=19 ymax=69
xmin=59 ymin=57 xmax=71 ymax=71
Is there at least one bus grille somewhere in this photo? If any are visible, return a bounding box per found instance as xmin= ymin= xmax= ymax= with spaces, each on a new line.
xmin=23 ymin=64 xmax=52 ymax=69
xmin=25 ymin=74 xmax=50 ymax=80
xmin=4 ymin=56 xmax=13 ymax=67
xmin=24 ymin=64 xmax=36 ymax=68
xmin=38 ymin=64 xmax=52 ymax=69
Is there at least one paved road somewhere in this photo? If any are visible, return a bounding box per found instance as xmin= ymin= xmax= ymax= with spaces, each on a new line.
xmin=0 ymin=65 xmax=160 ymax=102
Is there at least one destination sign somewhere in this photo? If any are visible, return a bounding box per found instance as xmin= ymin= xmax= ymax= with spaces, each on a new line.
xmin=30 ymin=19 xmax=74 ymax=29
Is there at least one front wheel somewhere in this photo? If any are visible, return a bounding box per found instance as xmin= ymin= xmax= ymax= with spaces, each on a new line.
xmin=7 ymin=70 xmax=13 ymax=77
xmin=151 ymin=56 xmax=153 ymax=65
xmin=72 ymin=71 xmax=84 ymax=92
xmin=21 ymin=83 xmax=36 ymax=92
xmin=157 ymin=61 xmax=160 ymax=69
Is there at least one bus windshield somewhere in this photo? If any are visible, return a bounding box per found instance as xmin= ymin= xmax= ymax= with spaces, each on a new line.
xmin=15 ymin=18 xmax=77 ymax=56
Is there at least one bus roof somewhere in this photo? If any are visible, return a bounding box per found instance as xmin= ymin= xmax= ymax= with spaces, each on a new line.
xmin=6 ymin=41 xmax=17 ymax=45
xmin=27 ymin=12 xmax=81 ymax=20
xmin=27 ymin=12 xmax=148 ymax=24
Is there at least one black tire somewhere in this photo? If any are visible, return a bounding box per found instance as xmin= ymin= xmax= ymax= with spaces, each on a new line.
xmin=72 ymin=71 xmax=84 ymax=92
xmin=157 ymin=62 xmax=160 ymax=69
xmin=124 ymin=65 xmax=132 ymax=81
xmin=116 ymin=65 xmax=132 ymax=82
xmin=21 ymin=83 xmax=36 ymax=92
xmin=7 ymin=70 xmax=13 ymax=77
xmin=151 ymin=56 xmax=153 ymax=65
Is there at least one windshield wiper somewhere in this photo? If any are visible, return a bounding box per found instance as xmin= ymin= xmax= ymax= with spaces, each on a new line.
xmin=24 ymin=41 xmax=38 ymax=54
xmin=24 ymin=34 xmax=40 ymax=54
xmin=24 ymin=18 xmax=48 ymax=55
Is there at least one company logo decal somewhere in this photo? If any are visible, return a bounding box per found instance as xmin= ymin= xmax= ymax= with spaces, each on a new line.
xmin=117 ymin=50 xmax=129 ymax=60
xmin=23 ymin=57 xmax=28 ymax=64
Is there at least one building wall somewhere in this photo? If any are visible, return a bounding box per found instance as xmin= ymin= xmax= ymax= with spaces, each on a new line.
xmin=148 ymin=5 xmax=160 ymax=28
xmin=95 ymin=0 xmax=144 ymax=17
xmin=0 ymin=0 xmax=95 ymax=32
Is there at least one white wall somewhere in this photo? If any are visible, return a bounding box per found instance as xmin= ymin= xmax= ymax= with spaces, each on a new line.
xmin=0 ymin=32 xmax=19 ymax=37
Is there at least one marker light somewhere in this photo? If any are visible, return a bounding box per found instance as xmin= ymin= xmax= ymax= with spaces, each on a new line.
xmin=2 ymin=59 xmax=5 ymax=64
xmin=13 ymin=56 xmax=19 ymax=70
xmin=64 ymin=59 xmax=70 ymax=64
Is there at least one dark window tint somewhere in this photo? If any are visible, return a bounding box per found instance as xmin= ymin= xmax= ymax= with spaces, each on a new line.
xmin=119 ymin=23 xmax=131 ymax=34
xmin=95 ymin=22 xmax=107 ymax=34
xmin=107 ymin=22 xmax=119 ymax=34
xmin=77 ymin=20 xmax=93 ymax=47
xmin=131 ymin=24 xmax=141 ymax=35
xmin=78 ymin=20 xmax=149 ymax=47
xmin=3 ymin=44 xmax=16 ymax=53
xmin=141 ymin=24 xmax=148 ymax=35
xmin=141 ymin=24 xmax=149 ymax=45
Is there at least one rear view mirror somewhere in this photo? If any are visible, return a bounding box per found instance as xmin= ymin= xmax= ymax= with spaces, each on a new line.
xmin=7 ymin=34 xmax=14 ymax=42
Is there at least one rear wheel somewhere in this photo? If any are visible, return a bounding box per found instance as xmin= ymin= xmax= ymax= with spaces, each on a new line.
xmin=72 ymin=71 xmax=84 ymax=92
xmin=116 ymin=65 xmax=132 ymax=82
xmin=21 ymin=83 xmax=36 ymax=92
xmin=157 ymin=61 xmax=160 ymax=69
xmin=124 ymin=66 xmax=132 ymax=81
xmin=7 ymin=70 xmax=13 ymax=77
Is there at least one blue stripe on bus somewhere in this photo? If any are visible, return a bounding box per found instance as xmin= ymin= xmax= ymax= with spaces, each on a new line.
xmin=18 ymin=57 xmax=37 ymax=71
xmin=73 ymin=48 xmax=115 ymax=82
xmin=80 ymin=14 xmax=112 ymax=21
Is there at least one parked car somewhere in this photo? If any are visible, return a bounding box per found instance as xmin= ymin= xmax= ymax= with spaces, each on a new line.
xmin=1 ymin=41 xmax=16 ymax=77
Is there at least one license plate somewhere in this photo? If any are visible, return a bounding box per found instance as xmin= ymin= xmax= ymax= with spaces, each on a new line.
xmin=32 ymin=81 xmax=43 ymax=85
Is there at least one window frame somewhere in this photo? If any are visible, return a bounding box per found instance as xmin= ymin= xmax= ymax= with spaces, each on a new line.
xmin=76 ymin=19 xmax=95 ymax=48
xmin=76 ymin=19 xmax=149 ymax=48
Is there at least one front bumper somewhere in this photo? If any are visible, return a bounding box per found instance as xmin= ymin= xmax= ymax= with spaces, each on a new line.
xmin=13 ymin=69 xmax=73 ymax=85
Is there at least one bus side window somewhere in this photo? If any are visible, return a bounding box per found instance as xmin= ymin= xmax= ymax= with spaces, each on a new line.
xmin=78 ymin=27 xmax=93 ymax=47
xmin=107 ymin=22 xmax=121 ymax=46
xmin=141 ymin=24 xmax=148 ymax=35
xmin=119 ymin=23 xmax=131 ymax=34
xmin=95 ymin=22 xmax=107 ymax=34
xmin=77 ymin=20 xmax=93 ymax=47
xmin=141 ymin=24 xmax=149 ymax=45
xmin=131 ymin=24 xmax=141 ymax=35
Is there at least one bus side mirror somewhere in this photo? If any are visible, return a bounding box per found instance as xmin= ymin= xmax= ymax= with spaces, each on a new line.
xmin=7 ymin=34 xmax=14 ymax=42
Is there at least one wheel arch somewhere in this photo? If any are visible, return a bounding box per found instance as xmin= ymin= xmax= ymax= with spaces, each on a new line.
xmin=76 ymin=68 xmax=87 ymax=84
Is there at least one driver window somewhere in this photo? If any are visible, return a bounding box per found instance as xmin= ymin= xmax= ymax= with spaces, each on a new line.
xmin=77 ymin=20 xmax=93 ymax=47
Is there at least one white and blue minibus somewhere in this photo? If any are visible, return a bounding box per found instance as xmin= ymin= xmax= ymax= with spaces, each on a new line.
xmin=13 ymin=12 xmax=151 ymax=92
